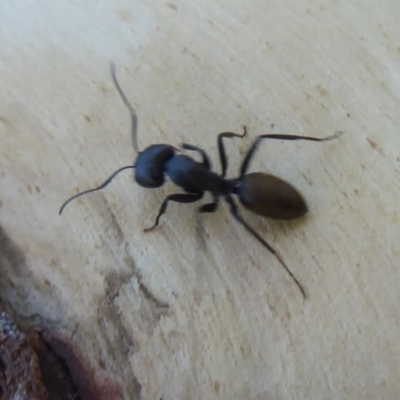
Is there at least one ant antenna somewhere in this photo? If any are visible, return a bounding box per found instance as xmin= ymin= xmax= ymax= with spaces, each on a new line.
xmin=110 ymin=62 xmax=139 ymax=154
xmin=59 ymin=165 xmax=135 ymax=214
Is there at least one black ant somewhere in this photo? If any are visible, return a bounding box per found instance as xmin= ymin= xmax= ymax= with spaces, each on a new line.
xmin=59 ymin=63 xmax=342 ymax=299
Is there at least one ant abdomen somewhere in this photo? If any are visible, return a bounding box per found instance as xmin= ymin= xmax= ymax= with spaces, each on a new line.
xmin=236 ymin=172 xmax=308 ymax=220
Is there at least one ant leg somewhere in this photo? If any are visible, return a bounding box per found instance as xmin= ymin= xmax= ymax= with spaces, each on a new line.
xmin=198 ymin=195 xmax=219 ymax=213
xmin=199 ymin=202 xmax=218 ymax=213
xmin=217 ymin=126 xmax=247 ymax=177
xmin=181 ymin=144 xmax=211 ymax=169
xmin=240 ymin=131 xmax=343 ymax=178
xmin=144 ymin=193 xmax=203 ymax=232
xmin=224 ymin=195 xmax=306 ymax=300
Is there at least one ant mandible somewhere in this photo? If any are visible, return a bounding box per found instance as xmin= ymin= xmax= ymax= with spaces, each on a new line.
xmin=59 ymin=62 xmax=342 ymax=300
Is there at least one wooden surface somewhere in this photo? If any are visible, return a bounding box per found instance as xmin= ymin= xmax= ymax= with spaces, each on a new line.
xmin=1 ymin=0 xmax=400 ymax=399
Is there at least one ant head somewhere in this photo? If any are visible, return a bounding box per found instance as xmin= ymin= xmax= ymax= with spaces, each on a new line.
xmin=135 ymin=144 xmax=176 ymax=188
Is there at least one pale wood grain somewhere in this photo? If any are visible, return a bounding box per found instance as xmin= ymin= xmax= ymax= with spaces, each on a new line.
xmin=1 ymin=0 xmax=400 ymax=399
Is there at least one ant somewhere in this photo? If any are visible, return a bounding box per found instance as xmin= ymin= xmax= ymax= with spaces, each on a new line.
xmin=59 ymin=62 xmax=342 ymax=300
